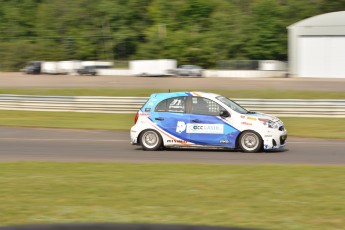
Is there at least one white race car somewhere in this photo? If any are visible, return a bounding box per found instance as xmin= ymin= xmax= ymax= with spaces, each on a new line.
xmin=131 ymin=92 xmax=287 ymax=153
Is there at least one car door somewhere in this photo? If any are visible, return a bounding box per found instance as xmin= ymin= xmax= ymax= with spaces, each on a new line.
xmin=187 ymin=96 xmax=239 ymax=148
xmin=152 ymin=96 xmax=190 ymax=144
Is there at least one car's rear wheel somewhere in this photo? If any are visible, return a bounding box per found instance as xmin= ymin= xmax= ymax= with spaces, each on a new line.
xmin=238 ymin=131 xmax=262 ymax=153
xmin=140 ymin=129 xmax=162 ymax=151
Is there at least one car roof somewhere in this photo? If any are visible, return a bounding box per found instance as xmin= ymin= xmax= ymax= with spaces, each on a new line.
xmin=149 ymin=91 xmax=220 ymax=100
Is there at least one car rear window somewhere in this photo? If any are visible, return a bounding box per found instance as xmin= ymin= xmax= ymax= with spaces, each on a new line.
xmin=155 ymin=97 xmax=186 ymax=113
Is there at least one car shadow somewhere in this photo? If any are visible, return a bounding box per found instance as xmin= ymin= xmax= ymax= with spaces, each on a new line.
xmin=262 ymin=148 xmax=289 ymax=154
xmin=135 ymin=147 xmax=288 ymax=153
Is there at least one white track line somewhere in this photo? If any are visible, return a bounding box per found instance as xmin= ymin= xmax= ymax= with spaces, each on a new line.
xmin=0 ymin=138 xmax=127 ymax=142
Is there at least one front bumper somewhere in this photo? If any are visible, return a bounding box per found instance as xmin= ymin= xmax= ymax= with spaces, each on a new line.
xmin=263 ymin=131 xmax=287 ymax=150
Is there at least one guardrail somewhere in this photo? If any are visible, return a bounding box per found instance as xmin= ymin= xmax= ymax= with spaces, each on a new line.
xmin=0 ymin=95 xmax=345 ymax=118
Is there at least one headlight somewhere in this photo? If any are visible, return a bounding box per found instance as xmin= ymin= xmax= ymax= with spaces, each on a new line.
xmin=259 ymin=119 xmax=279 ymax=129
xmin=267 ymin=120 xmax=279 ymax=129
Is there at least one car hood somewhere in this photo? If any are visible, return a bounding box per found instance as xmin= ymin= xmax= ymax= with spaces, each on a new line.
xmin=243 ymin=112 xmax=281 ymax=122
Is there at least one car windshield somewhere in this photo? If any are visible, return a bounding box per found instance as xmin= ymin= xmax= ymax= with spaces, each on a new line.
xmin=216 ymin=96 xmax=248 ymax=114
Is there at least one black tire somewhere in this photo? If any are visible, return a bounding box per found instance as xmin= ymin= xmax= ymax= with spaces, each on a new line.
xmin=238 ymin=131 xmax=263 ymax=153
xmin=140 ymin=129 xmax=162 ymax=151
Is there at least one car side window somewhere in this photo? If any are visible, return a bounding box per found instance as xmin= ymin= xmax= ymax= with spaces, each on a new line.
xmin=155 ymin=97 xmax=186 ymax=113
xmin=191 ymin=97 xmax=224 ymax=116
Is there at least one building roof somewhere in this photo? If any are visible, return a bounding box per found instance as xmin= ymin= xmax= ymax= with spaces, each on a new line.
xmin=288 ymin=11 xmax=345 ymax=28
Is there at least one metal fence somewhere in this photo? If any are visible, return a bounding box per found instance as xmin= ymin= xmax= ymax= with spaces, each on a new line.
xmin=1 ymin=95 xmax=345 ymax=118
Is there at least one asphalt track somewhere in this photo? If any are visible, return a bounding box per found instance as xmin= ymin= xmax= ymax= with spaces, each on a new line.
xmin=0 ymin=73 xmax=344 ymax=165
xmin=0 ymin=127 xmax=344 ymax=165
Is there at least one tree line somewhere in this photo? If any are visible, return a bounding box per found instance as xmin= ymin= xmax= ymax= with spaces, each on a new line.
xmin=0 ymin=0 xmax=344 ymax=71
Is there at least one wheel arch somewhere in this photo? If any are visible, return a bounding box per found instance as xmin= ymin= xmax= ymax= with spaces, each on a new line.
xmin=138 ymin=128 xmax=164 ymax=149
xmin=235 ymin=129 xmax=264 ymax=150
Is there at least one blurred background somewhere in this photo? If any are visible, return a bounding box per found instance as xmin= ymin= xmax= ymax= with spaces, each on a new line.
xmin=0 ymin=0 xmax=344 ymax=71
xmin=0 ymin=1 xmax=345 ymax=230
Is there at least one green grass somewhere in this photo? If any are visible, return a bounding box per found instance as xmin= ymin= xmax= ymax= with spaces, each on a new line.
xmin=0 ymin=110 xmax=344 ymax=139
xmin=0 ymin=111 xmax=132 ymax=130
xmin=0 ymin=163 xmax=344 ymax=230
xmin=282 ymin=117 xmax=345 ymax=139
xmin=1 ymin=88 xmax=345 ymax=99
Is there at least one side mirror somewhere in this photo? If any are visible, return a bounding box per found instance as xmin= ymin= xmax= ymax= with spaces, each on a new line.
xmin=220 ymin=110 xmax=230 ymax=118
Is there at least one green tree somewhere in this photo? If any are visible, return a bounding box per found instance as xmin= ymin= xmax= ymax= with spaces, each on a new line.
xmin=0 ymin=0 xmax=340 ymax=71
xmin=35 ymin=0 xmax=102 ymax=60
xmin=281 ymin=0 xmax=322 ymax=25
xmin=203 ymin=0 xmax=249 ymax=62
xmin=96 ymin=0 xmax=152 ymax=60
xmin=318 ymin=0 xmax=345 ymax=13
xmin=244 ymin=0 xmax=286 ymax=60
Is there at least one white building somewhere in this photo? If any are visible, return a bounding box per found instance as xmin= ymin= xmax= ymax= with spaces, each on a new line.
xmin=288 ymin=11 xmax=345 ymax=78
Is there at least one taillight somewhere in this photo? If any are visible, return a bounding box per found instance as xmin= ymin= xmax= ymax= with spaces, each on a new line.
xmin=134 ymin=112 xmax=139 ymax=124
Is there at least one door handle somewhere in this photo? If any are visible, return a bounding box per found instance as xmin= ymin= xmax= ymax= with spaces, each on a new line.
xmin=192 ymin=119 xmax=202 ymax=123
xmin=155 ymin=117 xmax=164 ymax=121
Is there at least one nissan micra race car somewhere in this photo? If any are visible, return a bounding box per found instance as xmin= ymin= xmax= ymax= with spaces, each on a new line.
xmin=130 ymin=92 xmax=287 ymax=153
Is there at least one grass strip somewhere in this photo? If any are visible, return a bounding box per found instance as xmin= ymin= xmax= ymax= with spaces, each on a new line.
xmin=0 ymin=110 xmax=344 ymax=139
xmin=0 ymin=111 xmax=131 ymax=130
xmin=0 ymin=163 xmax=344 ymax=230
xmin=282 ymin=117 xmax=345 ymax=139
xmin=1 ymin=88 xmax=345 ymax=99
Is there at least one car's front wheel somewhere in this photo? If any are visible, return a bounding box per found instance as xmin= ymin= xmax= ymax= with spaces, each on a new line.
xmin=140 ymin=129 xmax=162 ymax=151
xmin=238 ymin=131 xmax=262 ymax=153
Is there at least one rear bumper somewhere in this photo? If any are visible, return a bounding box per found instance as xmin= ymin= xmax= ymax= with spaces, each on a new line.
xmin=130 ymin=126 xmax=139 ymax=145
